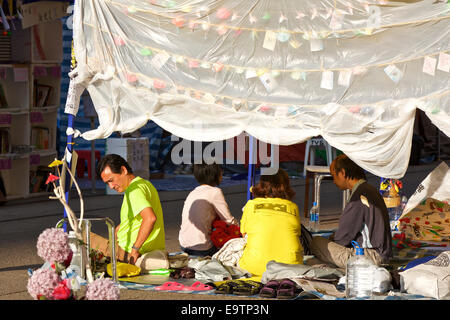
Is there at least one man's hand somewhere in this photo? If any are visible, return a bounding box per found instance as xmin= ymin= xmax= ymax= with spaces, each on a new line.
xmin=129 ymin=248 xmax=141 ymax=265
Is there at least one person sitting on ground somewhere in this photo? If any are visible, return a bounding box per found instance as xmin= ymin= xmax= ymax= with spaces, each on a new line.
xmin=92 ymin=154 xmax=166 ymax=265
xmin=178 ymin=163 xmax=238 ymax=257
xmin=307 ymin=154 xmax=392 ymax=269
xmin=238 ymin=169 xmax=303 ymax=277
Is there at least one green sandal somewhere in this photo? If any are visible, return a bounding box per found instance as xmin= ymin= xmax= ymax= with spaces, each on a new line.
xmin=214 ymin=280 xmax=241 ymax=294
xmin=233 ymin=280 xmax=263 ymax=296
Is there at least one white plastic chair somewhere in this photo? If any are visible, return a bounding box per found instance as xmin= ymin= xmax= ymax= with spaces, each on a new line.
xmin=303 ymin=138 xmax=334 ymax=177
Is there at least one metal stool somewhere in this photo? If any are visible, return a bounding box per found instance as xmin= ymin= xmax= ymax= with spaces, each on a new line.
xmin=303 ymin=138 xmax=335 ymax=177
xmin=303 ymin=165 xmax=351 ymax=218
xmin=56 ymin=217 xmax=118 ymax=283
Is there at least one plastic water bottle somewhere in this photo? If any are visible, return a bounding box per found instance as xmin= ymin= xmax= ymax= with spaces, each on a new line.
xmin=68 ymin=231 xmax=83 ymax=277
xmin=346 ymin=241 xmax=375 ymax=298
xmin=309 ymin=202 xmax=319 ymax=232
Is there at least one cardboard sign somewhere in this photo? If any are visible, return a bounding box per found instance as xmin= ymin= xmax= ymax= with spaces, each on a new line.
xmin=20 ymin=1 xmax=69 ymax=29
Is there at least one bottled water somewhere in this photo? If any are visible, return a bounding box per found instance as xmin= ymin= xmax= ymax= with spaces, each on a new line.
xmin=346 ymin=241 xmax=375 ymax=298
xmin=68 ymin=231 xmax=83 ymax=277
xmin=309 ymin=202 xmax=319 ymax=232
xmin=388 ymin=195 xmax=408 ymax=230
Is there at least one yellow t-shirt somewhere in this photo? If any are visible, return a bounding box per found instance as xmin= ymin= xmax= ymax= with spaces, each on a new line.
xmin=239 ymin=197 xmax=303 ymax=276
xmin=117 ymin=177 xmax=165 ymax=253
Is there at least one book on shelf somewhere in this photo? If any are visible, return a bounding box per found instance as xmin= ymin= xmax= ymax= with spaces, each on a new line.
xmin=0 ymin=128 xmax=11 ymax=154
xmin=31 ymin=126 xmax=50 ymax=149
xmin=34 ymin=81 xmax=53 ymax=108
xmin=0 ymin=83 xmax=8 ymax=108
xmin=29 ymin=166 xmax=52 ymax=194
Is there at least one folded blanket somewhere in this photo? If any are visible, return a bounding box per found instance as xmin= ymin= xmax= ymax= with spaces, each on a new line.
xmin=212 ymin=236 xmax=247 ymax=267
xmin=261 ymin=260 xmax=344 ymax=284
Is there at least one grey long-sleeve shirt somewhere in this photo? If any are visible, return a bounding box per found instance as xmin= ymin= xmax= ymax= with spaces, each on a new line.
xmin=334 ymin=181 xmax=392 ymax=263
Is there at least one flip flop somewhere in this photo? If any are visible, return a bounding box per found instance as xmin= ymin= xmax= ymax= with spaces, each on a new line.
xmin=276 ymin=279 xmax=298 ymax=299
xmin=155 ymin=281 xmax=186 ymax=291
xmin=184 ymin=281 xmax=213 ymax=291
xmin=233 ymin=280 xmax=263 ymax=296
xmin=259 ymin=280 xmax=280 ymax=298
xmin=215 ymin=280 xmax=241 ymax=294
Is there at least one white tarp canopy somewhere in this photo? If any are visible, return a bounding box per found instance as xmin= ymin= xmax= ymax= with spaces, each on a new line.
xmin=68 ymin=0 xmax=450 ymax=178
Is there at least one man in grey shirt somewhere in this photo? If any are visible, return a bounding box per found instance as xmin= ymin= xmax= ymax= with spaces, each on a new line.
xmin=308 ymin=154 xmax=392 ymax=269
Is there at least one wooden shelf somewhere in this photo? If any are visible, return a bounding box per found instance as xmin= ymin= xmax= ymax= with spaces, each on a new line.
xmin=0 ymin=21 xmax=62 ymax=200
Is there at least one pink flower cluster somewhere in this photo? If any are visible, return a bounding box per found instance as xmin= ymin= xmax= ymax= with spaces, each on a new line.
xmin=36 ymin=228 xmax=72 ymax=264
xmin=27 ymin=268 xmax=61 ymax=300
xmin=85 ymin=278 xmax=120 ymax=300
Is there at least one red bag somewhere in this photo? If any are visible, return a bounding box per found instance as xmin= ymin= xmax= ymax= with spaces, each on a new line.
xmin=211 ymin=219 xmax=242 ymax=249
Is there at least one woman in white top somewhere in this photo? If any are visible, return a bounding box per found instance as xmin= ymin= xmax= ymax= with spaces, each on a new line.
xmin=178 ymin=163 xmax=238 ymax=256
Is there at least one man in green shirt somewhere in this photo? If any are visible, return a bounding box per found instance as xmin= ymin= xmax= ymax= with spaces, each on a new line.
xmin=96 ymin=154 xmax=165 ymax=264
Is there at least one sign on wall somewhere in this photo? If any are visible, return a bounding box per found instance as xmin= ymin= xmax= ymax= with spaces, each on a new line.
xmin=20 ymin=0 xmax=69 ymax=29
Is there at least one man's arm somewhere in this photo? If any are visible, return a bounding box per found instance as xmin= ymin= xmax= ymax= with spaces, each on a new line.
xmin=333 ymin=201 xmax=365 ymax=247
xmin=129 ymin=207 xmax=157 ymax=264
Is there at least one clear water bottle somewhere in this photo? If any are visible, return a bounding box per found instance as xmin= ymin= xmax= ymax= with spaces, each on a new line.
xmin=309 ymin=202 xmax=319 ymax=232
xmin=68 ymin=231 xmax=83 ymax=278
xmin=346 ymin=241 xmax=375 ymax=298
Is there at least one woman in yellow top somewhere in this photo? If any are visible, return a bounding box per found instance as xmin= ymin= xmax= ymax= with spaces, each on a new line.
xmin=239 ymin=169 xmax=303 ymax=277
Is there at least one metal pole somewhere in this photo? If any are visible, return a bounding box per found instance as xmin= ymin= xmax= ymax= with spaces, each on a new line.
xmin=247 ymin=135 xmax=256 ymax=201
xmin=63 ymin=114 xmax=75 ymax=232
xmin=90 ymin=117 xmax=96 ymax=193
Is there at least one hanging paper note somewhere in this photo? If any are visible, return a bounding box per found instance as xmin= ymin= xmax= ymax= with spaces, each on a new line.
xmin=13 ymin=68 xmax=28 ymax=82
xmin=245 ymin=69 xmax=257 ymax=79
xmin=277 ymin=31 xmax=290 ymax=43
xmin=263 ymin=31 xmax=277 ymax=51
xmin=329 ymin=12 xmax=343 ymax=30
xmin=290 ymin=72 xmax=302 ymax=80
xmin=320 ymin=71 xmax=334 ymax=90
xmin=384 ymin=65 xmax=403 ymax=84
xmin=151 ymin=52 xmax=171 ymax=69
xmin=259 ymin=73 xmax=278 ymax=92
xmin=437 ymin=52 xmax=450 ymax=73
xmin=289 ymin=39 xmax=301 ymax=49
xmin=338 ymin=70 xmax=352 ymax=87
xmin=422 ymin=56 xmax=437 ymax=76
xmin=310 ymin=39 xmax=324 ymax=52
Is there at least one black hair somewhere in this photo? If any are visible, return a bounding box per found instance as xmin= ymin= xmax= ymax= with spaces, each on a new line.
xmin=97 ymin=154 xmax=133 ymax=177
xmin=193 ymin=163 xmax=222 ymax=187
xmin=332 ymin=154 xmax=366 ymax=180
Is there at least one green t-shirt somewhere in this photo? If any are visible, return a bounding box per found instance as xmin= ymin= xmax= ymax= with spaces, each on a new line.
xmin=117 ymin=177 xmax=165 ymax=253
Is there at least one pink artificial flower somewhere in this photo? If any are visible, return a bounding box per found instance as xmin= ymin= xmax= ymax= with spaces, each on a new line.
xmin=52 ymin=281 xmax=72 ymax=300
xmin=37 ymin=228 xmax=72 ymax=264
xmin=27 ymin=268 xmax=61 ymax=300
